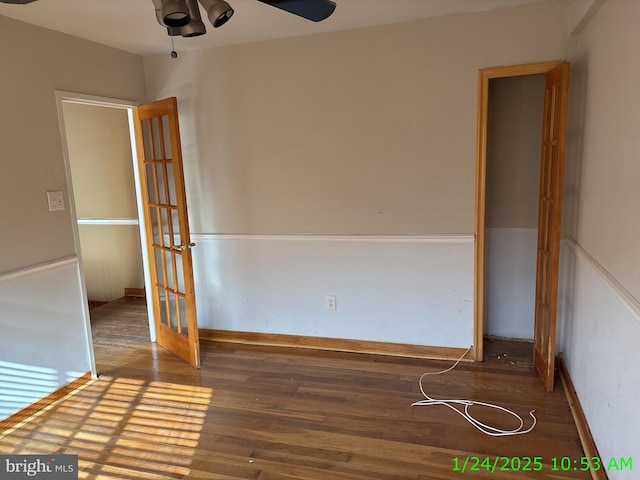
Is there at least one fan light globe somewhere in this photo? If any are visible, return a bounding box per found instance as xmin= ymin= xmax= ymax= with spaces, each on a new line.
xmin=198 ymin=0 xmax=234 ymax=28
xmin=161 ymin=0 xmax=190 ymax=27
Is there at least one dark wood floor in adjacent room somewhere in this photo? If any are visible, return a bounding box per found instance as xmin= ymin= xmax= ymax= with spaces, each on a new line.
xmin=0 ymin=297 xmax=590 ymax=479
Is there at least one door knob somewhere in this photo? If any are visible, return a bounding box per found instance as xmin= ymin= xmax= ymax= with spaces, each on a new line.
xmin=170 ymin=242 xmax=195 ymax=252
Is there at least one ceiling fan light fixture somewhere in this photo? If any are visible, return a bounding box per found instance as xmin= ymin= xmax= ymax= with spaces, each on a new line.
xmin=151 ymin=0 xmax=336 ymax=46
xmin=198 ymin=0 xmax=234 ymax=28
xmin=161 ymin=0 xmax=190 ymax=27
xmin=180 ymin=0 xmax=207 ymax=36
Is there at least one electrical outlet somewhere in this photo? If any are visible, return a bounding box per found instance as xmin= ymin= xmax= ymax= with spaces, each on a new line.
xmin=326 ymin=295 xmax=337 ymax=311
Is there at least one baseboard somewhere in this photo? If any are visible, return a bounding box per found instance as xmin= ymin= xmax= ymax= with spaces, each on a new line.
xmin=0 ymin=373 xmax=93 ymax=435
xmin=556 ymin=355 xmax=608 ymax=480
xmin=200 ymin=329 xmax=474 ymax=361
xmin=124 ymin=287 xmax=146 ymax=298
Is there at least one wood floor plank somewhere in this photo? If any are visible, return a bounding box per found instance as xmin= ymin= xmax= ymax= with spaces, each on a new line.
xmin=0 ymin=297 xmax=591 ymax=479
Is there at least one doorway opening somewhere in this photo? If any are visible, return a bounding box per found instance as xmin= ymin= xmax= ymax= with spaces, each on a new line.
xmin=473 ymin=62 xmax=570 ymax=391
xmin=55 ymin=92 xmax=156 ymax=376
xmin=482 ymin=74 xmax=545 ymax=362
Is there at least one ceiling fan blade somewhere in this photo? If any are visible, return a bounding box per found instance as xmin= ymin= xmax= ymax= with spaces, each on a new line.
xmin=257 ymin=0 xmax=336 ymax=22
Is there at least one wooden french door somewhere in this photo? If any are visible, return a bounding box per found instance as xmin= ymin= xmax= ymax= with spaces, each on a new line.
xmin=533 ymin=62 xmax=569 ymax=391
xmin=133 ymin=97 xmax=201 ymax=368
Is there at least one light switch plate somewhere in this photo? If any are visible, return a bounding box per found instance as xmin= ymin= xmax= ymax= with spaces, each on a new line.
xmin=47 ymin=191 xmax=65 ymax=211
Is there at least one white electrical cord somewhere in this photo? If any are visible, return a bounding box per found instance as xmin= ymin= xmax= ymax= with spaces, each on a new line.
xmin=411 ymin=346 xmax=537 ymax=437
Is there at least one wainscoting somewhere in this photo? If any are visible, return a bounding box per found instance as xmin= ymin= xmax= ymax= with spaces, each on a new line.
xmin=191 ymin=234 xmax=475 ymax=349
xmin=484 ymin=227 xmax=538 ymax=339
xmin=0 ymin=256 xmax=93 ymax=420
xmin=558 ymin=238 xmax=640 ymax=477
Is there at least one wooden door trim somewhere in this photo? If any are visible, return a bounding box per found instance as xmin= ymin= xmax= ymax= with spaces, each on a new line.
xmin=473 ymin=61 xmax=567 ymax=362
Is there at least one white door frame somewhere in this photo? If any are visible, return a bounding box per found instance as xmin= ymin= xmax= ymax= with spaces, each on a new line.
xmin=55 ymin=91 xmax=156 ymax=376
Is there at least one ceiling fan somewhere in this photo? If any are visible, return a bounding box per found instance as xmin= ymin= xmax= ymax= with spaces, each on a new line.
xmin=0 ymin=0 xmax=338 ymax=38
xmin=153 ymin=0 xmax=337 ymax=38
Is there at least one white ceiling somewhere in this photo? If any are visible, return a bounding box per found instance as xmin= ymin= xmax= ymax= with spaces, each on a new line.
xmin=0 ymin=0 xmax=552 ymax=57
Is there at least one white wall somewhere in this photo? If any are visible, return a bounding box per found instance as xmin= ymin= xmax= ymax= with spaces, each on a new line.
xmin=485 ymin=228 xmax=537 ymax=339
xmin=144 ymin=2 xmax=570 ymax=236
xmin=193 ymin=235 xmax=474 ymax=347
xmin=568 ymin=0 xmax=606 ymax=34
xmin=77 ymin=225 xmax=144 ymax=301
xmin=0 ymin=15 xmax=146 ymax=419
xmin=0 ymin=258 xmax=92 ymax=419
xmin=559 ymin=241 xmax=639 ymax=478
xmin=144 ymin=1 xmax=571 ymax=347
xmin=559 ymin=1 xmax=640 ymax=477
xmin=567 ymin=1 xmax=640 ymax=303
xmin=0 ymin=16 xmax=146 ymax=273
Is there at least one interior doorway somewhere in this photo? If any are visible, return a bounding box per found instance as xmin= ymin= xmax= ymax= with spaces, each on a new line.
xmin=62 ymin=102 xmax=144 ymax=304
xmin=473 ymin=62 xmax=570 ymax=391
xmin=55 ymin=92 xmax=156 ymax=375
xmin=483 ymin=74 xmax=545 ymax=343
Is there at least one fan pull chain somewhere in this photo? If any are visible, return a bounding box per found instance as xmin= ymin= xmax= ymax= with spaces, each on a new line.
xmin=170 ymin=35 xmax=177 ymax=59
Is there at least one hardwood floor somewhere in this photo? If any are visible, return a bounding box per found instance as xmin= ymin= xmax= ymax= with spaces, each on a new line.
xmin=483 ymin=337 xmax=534 ymax=367
xmin=0 ymin=298 xmax=590 ymax=479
